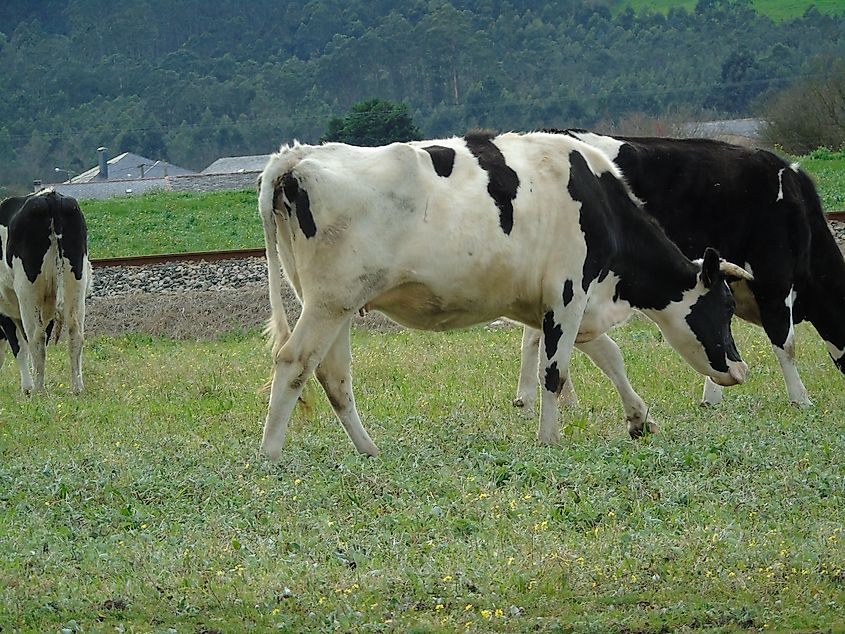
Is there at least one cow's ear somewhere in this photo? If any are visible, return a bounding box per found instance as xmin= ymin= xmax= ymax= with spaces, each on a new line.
xmin=700 ymin=247 xmax=721 ymax=288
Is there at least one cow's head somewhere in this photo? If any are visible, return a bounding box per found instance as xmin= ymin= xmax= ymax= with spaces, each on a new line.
xmin=656 ymin=248 xmax=750 ymax=386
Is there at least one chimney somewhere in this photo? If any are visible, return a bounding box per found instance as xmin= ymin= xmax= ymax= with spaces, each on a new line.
xmin=97 ymin=146 xmax=109 ymax=180
xmin=33 ymin=179 xmax=42 ymax=192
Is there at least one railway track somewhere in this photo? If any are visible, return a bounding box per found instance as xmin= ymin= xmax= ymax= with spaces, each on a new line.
xmin=91 ymin=247 xmax=265 ymax=268
xmin=90 ymin=212 xmax=845 ymax=268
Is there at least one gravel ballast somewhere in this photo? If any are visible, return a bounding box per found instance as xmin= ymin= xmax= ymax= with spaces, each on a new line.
xmin=86 ymin=257 xmax=401 ymax=339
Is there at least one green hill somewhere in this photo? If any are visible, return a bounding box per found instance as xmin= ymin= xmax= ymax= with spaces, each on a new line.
xmin=616 ymin=0 xmax=845 ymax=20
xmin=1 ymin=1 xmax=843 ymax=191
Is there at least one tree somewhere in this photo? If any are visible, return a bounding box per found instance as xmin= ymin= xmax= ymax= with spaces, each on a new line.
xmin=320 ymin=99 xmax=422 ymax=146
xmin=762 ymin=64 xmax=845 ymax=154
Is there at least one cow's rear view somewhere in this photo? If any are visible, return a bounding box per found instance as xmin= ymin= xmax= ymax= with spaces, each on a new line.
xmin=0 ymin=189 xmax=90 ymax=393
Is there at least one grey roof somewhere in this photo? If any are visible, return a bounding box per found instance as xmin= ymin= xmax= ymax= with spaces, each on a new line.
xmin=70 ymin=152 xmax=194 ymax=183
xmin=202 ymin=154 xmax=270 ymax=174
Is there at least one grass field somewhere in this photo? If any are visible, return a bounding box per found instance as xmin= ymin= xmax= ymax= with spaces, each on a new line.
xmin=1 ymin=319 xmax=844 ymax=632
xmin=615 ymin=0 xmax=845 ymax=20
xmin=796 ymin=148 xmax=845 ymax=212
xmin=84 ymin=189 xmax=261 ymax=258
xmin=82 ymin=150 xmax=844 ymax=258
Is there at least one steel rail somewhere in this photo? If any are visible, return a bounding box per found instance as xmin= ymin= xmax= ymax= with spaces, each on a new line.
xmin=90 ymin=211 xmax=845 ymax=269
xmin=91 ymin=248 xmax=266 ymax=268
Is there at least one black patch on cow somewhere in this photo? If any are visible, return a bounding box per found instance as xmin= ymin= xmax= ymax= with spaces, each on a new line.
xmin=281 ymin=172 xmax=316 ymax=239
xmin=567 ymin=149 xmax=701 ymax=310
xmin=56 ymin=195 xmax=88 ymax=280
xmin=544 ymin=362 xmax=561 ymax=393
xmin=0 ymin=315 xmax=21 ymax=356
xmin=562 ymin=279 xmax=574 ymax=306
xmin=542 ymin=310 xmax=563 ymax=360
xmin=423 ymin=145 xmax=456 ymax=178
xmin=1 ymin=191 xmax=88 ymax=283
xmin=464 ymin=130 xmax=519 ymax=235
xmin=566 ymin=150 xmax=615 ymax=293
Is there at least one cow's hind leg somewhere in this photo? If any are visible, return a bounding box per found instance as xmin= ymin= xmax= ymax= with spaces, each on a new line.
xmin=260 ymin=306 xmax=348 ymax=462
xmin=0 ymin=316 xmax=35 ymax=393
xmin=759 ymin=288 xmax=811 ymax=406
xmin=315 ymin=322 xmax=379 ymax=456
xmin=63 ymin=268 xmax=88 ymax=394
xmin=576 ymin=334 xmax=657 ymax=438
xmin=537 ymin=290 xmax=586 ymax=445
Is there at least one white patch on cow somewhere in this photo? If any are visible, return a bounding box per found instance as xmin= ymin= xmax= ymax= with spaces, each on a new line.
xmin=568 ymin=131 xmax=626 ymax=162
xmin=776 ymin=168 xmax=785 ymax=201
xmin=701 ymin=376 xmax=723 ymax=406
xmin=790 ymin=162 xmax=800 ymax=173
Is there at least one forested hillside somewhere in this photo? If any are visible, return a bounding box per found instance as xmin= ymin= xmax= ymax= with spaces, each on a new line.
xmin=1 ymin=0 xmax=843 ymax=192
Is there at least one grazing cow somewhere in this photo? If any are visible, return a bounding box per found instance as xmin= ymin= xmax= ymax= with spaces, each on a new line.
xmin=256 ymin=130 xmax=749 ymax=460
xmin=517 ymin=131 xmax=845 ymax=409
xmin=0 ymin=189 xmax=90 ymax=393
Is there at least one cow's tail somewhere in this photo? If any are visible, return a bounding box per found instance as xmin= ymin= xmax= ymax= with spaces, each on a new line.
xmin=793 ymin=167 xmax=845 ymax=372
xmin=48 ymin=193 xmax=65 ymax=344
xmin=258 ymin=174 xmax=291 ymax=362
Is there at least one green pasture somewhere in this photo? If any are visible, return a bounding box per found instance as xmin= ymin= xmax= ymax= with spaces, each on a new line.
xmin=84 ymin=190 xmax=262 ymax=258
xmin=615 ymin=0 xmax=845 ymax=20
xmin=1 ymin=319 xmax=844 ymax=632
xmin=796 ymin=147 xmax=845 ymax=212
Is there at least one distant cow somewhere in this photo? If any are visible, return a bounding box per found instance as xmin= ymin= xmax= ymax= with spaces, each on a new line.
xmin=256 ymin=130 xmax=750 ymax=460
xmin=0 ymin=190 xmax=90 ymax=393
xmin=516 ymin=131 xmax=845 ymax=409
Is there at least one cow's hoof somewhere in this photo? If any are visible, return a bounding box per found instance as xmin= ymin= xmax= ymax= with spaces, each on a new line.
xmin=628 ymin=417 xmax=658 ymax=439
xmin=512 ymin=397 xmax=536 ymax=416
xmin=259 ymin=444 xmax=283 ymax=464
xmin=357 ymin=443 xmax=380 ymax=458
xmin=537 ymin=431 xmax=561 ymax=446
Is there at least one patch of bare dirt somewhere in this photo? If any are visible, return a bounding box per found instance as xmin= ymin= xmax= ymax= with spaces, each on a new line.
xmin=85 ymin=285 xmax=402 ymax=340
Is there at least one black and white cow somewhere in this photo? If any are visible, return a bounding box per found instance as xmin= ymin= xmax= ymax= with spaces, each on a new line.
xmin=0 ymin=189 xmax=90 ymax=393
xmin=516 ymin=131 xmax=845 ymax=409
xmin=256 ymin=130 xmax=750 ymax=459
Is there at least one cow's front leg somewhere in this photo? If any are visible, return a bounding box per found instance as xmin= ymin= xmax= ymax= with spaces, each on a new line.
xmin=700 ymin=377 xmax=723 ymax=407
xmin=514 ymin=326 xmax=541 ymax=412
xmin=315 ymin=321 xmax=379 ymax=456
xmin=537 ymin=293 xmax=585 ymax=445
xmin=576 ymin=334 xmax=657 ymax=438
xmin=260 ymin=306 xmax=347 ymax=462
